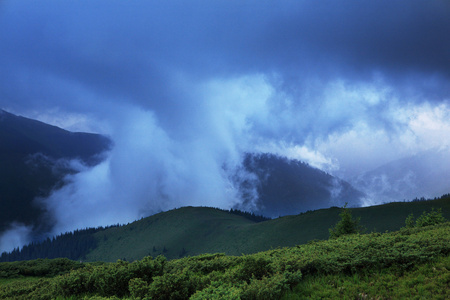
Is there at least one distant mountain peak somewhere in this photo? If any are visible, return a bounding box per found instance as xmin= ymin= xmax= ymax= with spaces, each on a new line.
xmin=352 ymin=147 xmax=450 ymax=205
xmin=232 ymin=152 xmax=364 ymax=217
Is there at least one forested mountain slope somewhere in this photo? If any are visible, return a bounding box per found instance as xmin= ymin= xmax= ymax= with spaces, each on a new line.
xmin=234 ymin=153 xmax=364 ymax=217
xmin=0 ymin=110 xmax=111 ymax=234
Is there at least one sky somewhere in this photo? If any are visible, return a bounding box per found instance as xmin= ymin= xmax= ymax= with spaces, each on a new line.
xmin=0 ymin=1 xmax=449 ymax=244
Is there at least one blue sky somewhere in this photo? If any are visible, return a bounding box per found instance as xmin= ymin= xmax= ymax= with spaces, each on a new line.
xmin=0 ymin=1 xmax=449 ymax=239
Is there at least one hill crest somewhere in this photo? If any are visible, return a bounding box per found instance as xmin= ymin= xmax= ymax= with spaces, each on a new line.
xmin=2 ymin=194 xmax=449 ymax=262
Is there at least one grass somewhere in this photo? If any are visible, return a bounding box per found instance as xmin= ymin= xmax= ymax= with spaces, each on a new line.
xmin=84 ymin=196 xmax=450 ymax=262
xmin=283 ymin=255 xmax=450 ymax=299
xmin=85 ymin=206 xmax=258 ymax=261
xmin=0 ymin=276 xmax=41 ymax=285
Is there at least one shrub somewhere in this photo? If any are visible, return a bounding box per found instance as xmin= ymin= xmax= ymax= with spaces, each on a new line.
xmin=54 ymin=256 xmax=166 ymax=298
xmin=241 ymin=273 xmax=289 ymax=300
xmin=405 ymin=213 xmax=415 ymax=228
xmin=234 ymin=256 xmax=273 ymax=282
xmin=4 ymin=223 xmax=449 ymax=299
xmin=145 ymin=269 xmax=203 ymax=300
xmin=415 ymin=208 xmax=446 ymax=227
xmin=404 ymin=209 xmax=447 ymax=229
xmin=190 ymin=281 xmax=242 ymax=300
xmin=129 ymin=277 xmax=150 ymax=299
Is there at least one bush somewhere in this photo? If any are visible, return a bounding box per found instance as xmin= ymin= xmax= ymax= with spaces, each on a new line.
xmin=190 ymin=281 xmax=242 ymax=300
xmin=234 ymin=256 xmax=273 ymax=282
xmin=241 ymin=273 xmax=289 ymax=300
xmin=0 ymin=258 xmax=84 ymax=279
xmin=145 ymin=269 xmax=203 ymax=300
xmin=404 ymin=208 xmax=447 ymax=229
xmin=129 ymin=277 xmax=150 ymax=299
xmin=54 ymin=256 xmax=166 ymax=298
xmin=3 ymin=223 xmax=449 ymax=299
xmin=415 ymin=208 xmax=446 ymax=227
xmin=405 ymin=213 xmax=415 ymax=228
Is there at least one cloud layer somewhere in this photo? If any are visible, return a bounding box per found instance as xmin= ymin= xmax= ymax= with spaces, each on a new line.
xmin=0 ymin=1 xmax=449 ymax=238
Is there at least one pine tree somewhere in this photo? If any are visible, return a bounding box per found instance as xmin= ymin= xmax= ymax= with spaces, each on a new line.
xmin=329 ymin=203 xmax=363 ymax=239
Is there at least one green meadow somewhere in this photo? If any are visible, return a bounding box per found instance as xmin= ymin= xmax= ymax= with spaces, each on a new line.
xmin=1 ymin=218 xmax=449 ymax=299
xmin=84 ymin=196 xmax=450 ymax=262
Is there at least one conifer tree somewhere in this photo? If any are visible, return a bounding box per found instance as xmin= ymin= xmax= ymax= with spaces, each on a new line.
xmin=329 ymin=203 xmax=362 ymax=239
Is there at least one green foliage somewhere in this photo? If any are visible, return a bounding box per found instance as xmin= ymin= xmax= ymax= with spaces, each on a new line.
xmin=283 ymin=255 xmax=450 ymax=299
xmin=234 ymin=256 xmax=273 ymax=282
xmin=0 ymin=258 xmax=83 ymax=278
xmin=0 ymin=228 xmax=100 ymax=262
xmin=3 ymin=194 xmax=449 ymax=263
xmin=0 ymin=277 xmax=55 ymax=300
xmin=190 ymin=281 xmax=242 ymax=300
xmin=54 ymin=256 xmax=166 ymax=298
xmin=329 ymin=203 xmax=363 ymax=239
xmin=144 ymin=269 xmax=202 ymax=300
xmin=405 ymin=213 xmax=415 ymax=228
xmin=128 ymin=277 xmax=149 ymax=299
xmin=404 ymin=208 xmax=447 ymax=229
xmin=1 ymin=222 xmax=449 ymax=299
xmin=241 ymin=273 xmax=289 ymax=300
xmin=415 ymin=208 xmax=446 ymax=227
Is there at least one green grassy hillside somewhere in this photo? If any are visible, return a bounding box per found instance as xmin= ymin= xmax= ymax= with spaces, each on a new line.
xmin=1 ymin=222 xmax=449 ymax=299
xmin=84 ymin=195 xmax=450 ymax=262
xmin=86 ymin=207 xmax=257 ymax=262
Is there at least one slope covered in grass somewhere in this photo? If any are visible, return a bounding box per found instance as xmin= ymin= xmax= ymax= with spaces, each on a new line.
xmin=2 ymin=195 xmax=449 ymax=262
xmin=0 ymin=222 xmax=449 ymax=299
xmin=283 ymin=255 xmax=450 ymax=299
xmin=85 ymin=196 xmax=450 ymax=262
xmin=85 ymin=207 xmax=258 ymax=261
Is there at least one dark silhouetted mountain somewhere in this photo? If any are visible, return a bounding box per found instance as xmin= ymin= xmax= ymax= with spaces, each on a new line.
xmin=0 ymin=109 xmax=111 ymax=234
xmin=232 ymin=153 xmax=364 ymax=218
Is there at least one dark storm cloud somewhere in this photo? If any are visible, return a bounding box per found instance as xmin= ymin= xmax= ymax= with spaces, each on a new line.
xmin=1 ymin=0 xmax=449 ymax=113
xmin=1 ymin=0 xmax=447 ymax=147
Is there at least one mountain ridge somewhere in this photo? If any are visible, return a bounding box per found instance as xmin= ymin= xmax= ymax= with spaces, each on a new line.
xmin=0 ymin=109 xmax=112 ymax=237
xmin=353 ymin=147 xmax=450 ymax=205
xmin=2 ymin=194 xmax=449 ymax=262
xmin=235 ymin=152 xmax=364 ymax=217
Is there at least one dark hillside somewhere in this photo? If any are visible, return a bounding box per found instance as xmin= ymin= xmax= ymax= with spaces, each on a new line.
xmin=235 ymin=153 xmax=364 ymax=217
xmin=0 ymin=110 xmax=111 ymax=234
xmin=352 ymin=194 xmax=450 ymax=232
xmin=0 ymin=109 xmax=111 ymax=163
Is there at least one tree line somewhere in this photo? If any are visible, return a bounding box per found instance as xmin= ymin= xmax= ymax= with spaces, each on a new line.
xmin=225 ymin=208 xmax=271 ymax=222
xmin=0 ymin=226 xmax=118 ymax=262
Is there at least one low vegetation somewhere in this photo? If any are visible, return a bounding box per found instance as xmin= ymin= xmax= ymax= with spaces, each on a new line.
xmin=283 ymin=255 xmax=450 ymax=299
xmin=405 ymin=208 xmax=447 ymax=228
xmin=0 ymin=218 xmax=448 ymax=299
